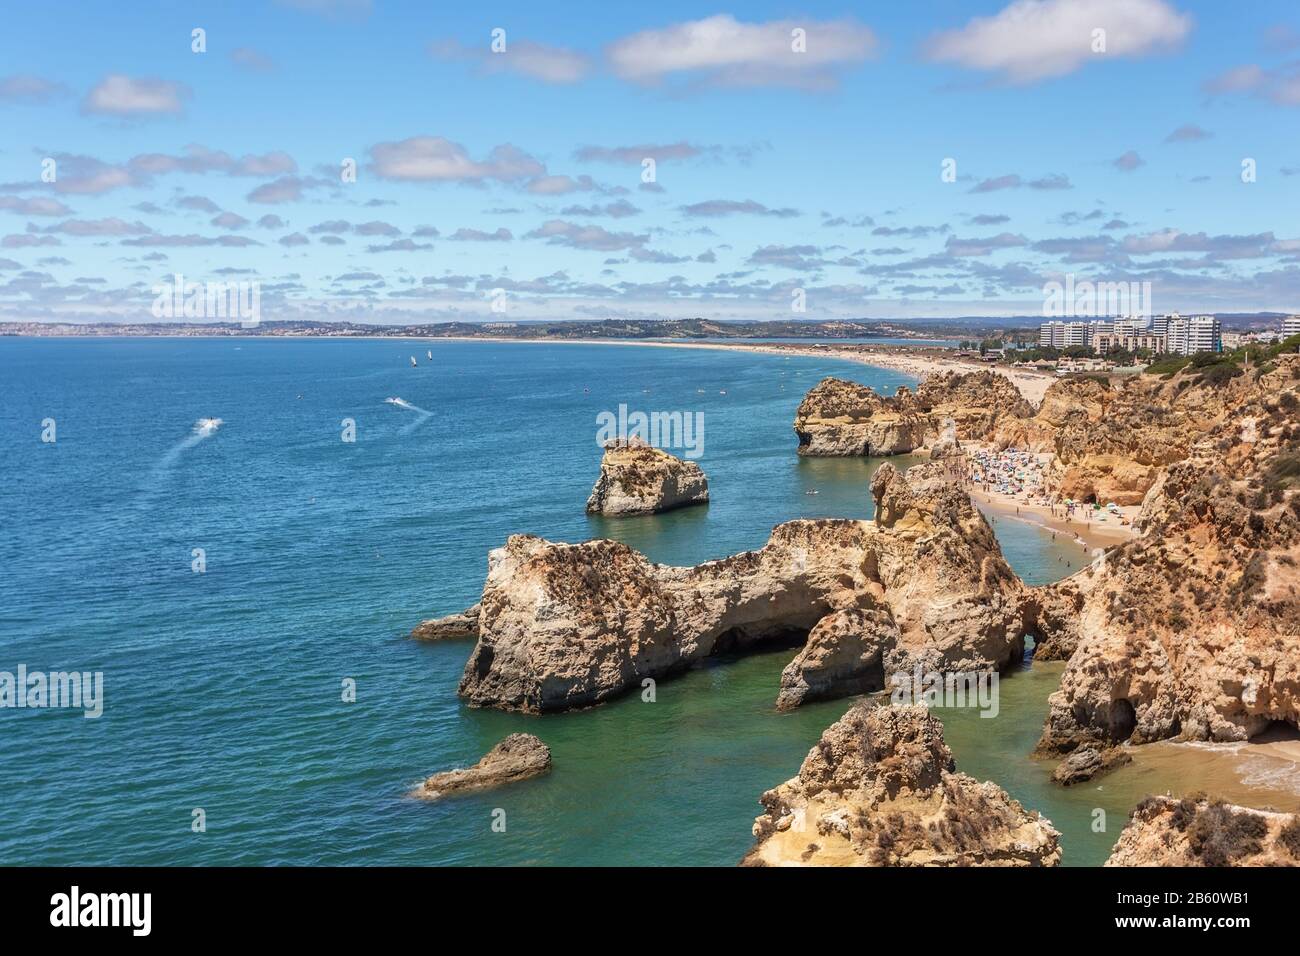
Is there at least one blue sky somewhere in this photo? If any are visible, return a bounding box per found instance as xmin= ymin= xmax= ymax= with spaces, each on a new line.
xmin=0 ymin=0 xmax=1297 ymax=323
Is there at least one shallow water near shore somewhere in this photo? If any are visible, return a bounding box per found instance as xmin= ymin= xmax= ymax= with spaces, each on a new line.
xmin=1 ymin=336 xmax=1293 ymax=866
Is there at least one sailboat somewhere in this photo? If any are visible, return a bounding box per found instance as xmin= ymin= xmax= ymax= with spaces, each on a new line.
xmin=409 ymin=356 xmax=417 ymax=367
xmin=426 ymin=350 xmax=432 ymax=361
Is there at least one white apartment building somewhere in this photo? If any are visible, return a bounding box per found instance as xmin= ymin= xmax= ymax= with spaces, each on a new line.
xmin=1151 ymin=313 xmax=1176 ymax=338
xmin=1166 ymin=315 xmax=1222 ymax=355
xmin=1039 ymin=320 xmax=1094 ymax=349
xmin=1284 ymin=315 xmax=1300 ymax=339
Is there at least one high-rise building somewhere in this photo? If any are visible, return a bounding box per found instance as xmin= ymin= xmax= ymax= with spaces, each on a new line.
xmin=1167 ymin=315 xmax=1221 ymax=355
xmin=1039 ymin=320 xmax=1094 ymax=349
xmin=1284 ymin=315 xmax=1300 ymax=339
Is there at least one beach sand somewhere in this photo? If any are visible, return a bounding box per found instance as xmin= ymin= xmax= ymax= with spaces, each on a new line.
xmin=437 ymin=336 xmax=1057 ymax=405
xmin=971 ymin=488 xmax=1138 ymax=551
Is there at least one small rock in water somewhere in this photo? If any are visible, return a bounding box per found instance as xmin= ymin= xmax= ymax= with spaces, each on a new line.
xmin=413 ymin=733 xmax=551 ymax=800
xmin=1050 ymin=746 xmax=1132 ymax=786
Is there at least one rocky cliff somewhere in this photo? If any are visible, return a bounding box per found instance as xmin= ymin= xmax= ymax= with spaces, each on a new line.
xmin=793 ymin=371 xmax=1033 ymax=458
xmin=1106 ymin=794 xmax=1300 ymax=866
xmin=742 ymin=704 xmax=1061 ymax=866
xmin=585 ymin=441 xmax=709 ymax=515
xmin=456 ymin=461 xmax=1030 ymax=713
xmin=1038 ymin=355 xmax=1300 ymax=760
xmin=915 ymin=370 xmax=1034 ymax=442
xmin=1048 ymin=370 xmax=1259 ymax=505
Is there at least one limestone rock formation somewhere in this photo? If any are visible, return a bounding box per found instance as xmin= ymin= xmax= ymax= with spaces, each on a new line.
xmin=793 ymin=371 xmax=1033 ymax=458
xmin=455 ymin=461 xmax=1030 ymax=713
xmin=929 ymin=434 xmax=962 ymax=460
xmin=742 ymin=704 xmax=1061 ymax=866
xmin=585 ymin=441 xmax=709 ymax=515
xmin=412 ymin=733 xmax=551 ymax=800
xmin=993 ymin=375 xmax=1113 ymax=452
xmin=410 ymin=603 xmax=480 ymax=641
xmin=1038 ymin=355 xmax=1300 ymax=758
xmin=1106 ymin=794 xmax=1300 ymax=867
xmin=775 ymin=608 xmax=896 ymax=710
xmin=1045 ymin=369 xmax=1257 ymax=506
xmin=914 ymin=370 xmax=1034 ymax=443
xmin=1049 ymin=746 xmax=1132 ymax=786
xmin=793 ymin=377 xmax=929 ymax=457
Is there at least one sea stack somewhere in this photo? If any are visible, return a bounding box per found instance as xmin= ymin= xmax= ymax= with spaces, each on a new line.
xmin=793 ymin=377 xmax=928 ymax=456
xmin=586 ymin=439 xmax=709 ymax=516
xmin=412 ymin=733 xmax=551 ymax=800
xmin=793 ymin=371 xmax=1034 ymax=458
xmin=742 ymin=704 xmax=1061 ymax=866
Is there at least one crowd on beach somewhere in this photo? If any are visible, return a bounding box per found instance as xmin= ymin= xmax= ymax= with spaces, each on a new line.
xmin=933 ymin=443 xmax=1132 ymax=551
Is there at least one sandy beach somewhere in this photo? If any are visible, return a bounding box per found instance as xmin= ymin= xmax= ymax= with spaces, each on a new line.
xmin=972 ymin=489 xmax=1137 ymax=553
xmin=437 ymin=336 xmax=1057 ymax=405
xmin=956 ymin=442 xmax=1139 ymax=551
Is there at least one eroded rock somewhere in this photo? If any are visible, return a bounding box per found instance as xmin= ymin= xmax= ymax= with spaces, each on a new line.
xmin=793 ymin=378 xmax=929 ymax=457
xmin=793 ymin=371 xmax=1033 ymax=458
xmin=1050 ymin=746 xmax=1132 ymax=786
xmin=775 ymin=607 xmax=895 ymax=710
xmin=412 ymin=733 xmax=551 ymax=800
xmin=456 ymin=462 xmax=1030 ymax=713
xmin=586 ymin=441 xmax=709 ymax=516
xmin=1038 ymin=355 xmax=1300 ymax=755
xmin=410 ymin=603 xmax=480 ymax=641
xmin=743 ymin=704 xmax=1061 ymax=866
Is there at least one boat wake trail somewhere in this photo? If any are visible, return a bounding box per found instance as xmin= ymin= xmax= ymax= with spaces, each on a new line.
xmin=154 ymin=418 xmax=223 ymax=474
xmin=385 ymin=397 xmax=433 ymax=433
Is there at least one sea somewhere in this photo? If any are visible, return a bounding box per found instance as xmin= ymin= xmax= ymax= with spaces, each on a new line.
xmin=1 ymin=336 xmax=1294 ymax=866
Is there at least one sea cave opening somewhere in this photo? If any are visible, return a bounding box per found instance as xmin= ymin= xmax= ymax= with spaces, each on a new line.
xmin=1106 ymin=698 xmax=1137 ymax=743
xmin=1249 ymin=719 xmax=1300 ymax=743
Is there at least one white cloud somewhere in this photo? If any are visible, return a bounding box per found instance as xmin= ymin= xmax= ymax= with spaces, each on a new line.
xmin=82 ymin=74 xmax=189 ymax=116
xmin=369 ymin=137 xmax=544 ymax=183
xmin=606 ymin=14 xmax=878 ymax=89
xmin=924 ymin=0 xmax=1192 ymax=84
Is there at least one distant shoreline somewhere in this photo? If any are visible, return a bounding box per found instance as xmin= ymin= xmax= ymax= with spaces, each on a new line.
xmin=5 ymin=330 xmax=1056 ymax=404
xmin=431 ymin=336 xmax=1056 ymax=404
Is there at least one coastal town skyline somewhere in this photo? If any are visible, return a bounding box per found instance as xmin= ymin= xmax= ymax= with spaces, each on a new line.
xmin=2 ymin=0 xmax=1299 ymax=325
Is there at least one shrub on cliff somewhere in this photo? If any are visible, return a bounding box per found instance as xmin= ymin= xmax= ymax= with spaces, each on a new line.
xmin=1185 ymin=801 xmax=1269 ymax=866
xmin=1280 ymin=818 xmax=1300 ymax=859
xmin=1197 ymin=361 xmax=1243 ymax=387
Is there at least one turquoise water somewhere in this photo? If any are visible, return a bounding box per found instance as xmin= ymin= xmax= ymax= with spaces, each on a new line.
xmin=1 ymin=337 xmax=1112 ymax=866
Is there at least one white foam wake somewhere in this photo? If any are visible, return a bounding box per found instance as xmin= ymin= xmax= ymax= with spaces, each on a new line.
xmin=152 ymin=417 xmax=224 ymax=476
xmin=385 ymin=397 xmax=433 ymax=433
